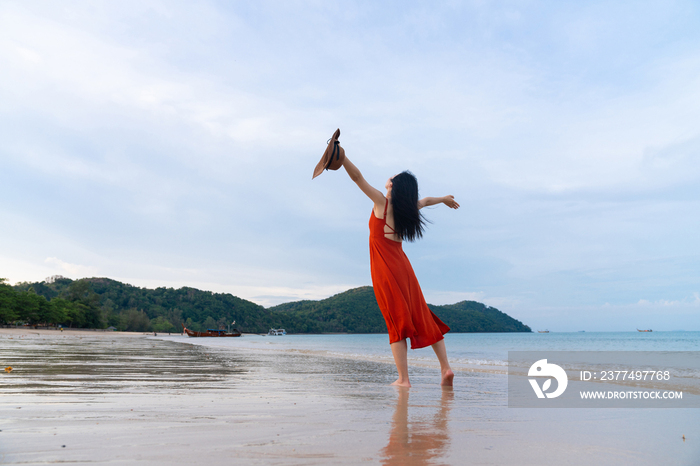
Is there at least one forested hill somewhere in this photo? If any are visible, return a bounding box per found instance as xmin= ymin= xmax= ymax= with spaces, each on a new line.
xmin=3 ymin=277 xmax=531 ymax=333
xmin=268 ymin=286 xmax=531 ymax=333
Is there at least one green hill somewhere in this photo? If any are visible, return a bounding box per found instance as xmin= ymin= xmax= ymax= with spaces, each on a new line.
xmin=4 ymin=276 xmax=530 ymax=333
xmin=8 ymin=277 xmax=268 ymax=333
xmin=428 ymin=300 xmax=531 ymax=332
xmin=270 ymin=286 xmax=531 ymax=333
xmin=268 ymin=286 xmax=388 ymax=333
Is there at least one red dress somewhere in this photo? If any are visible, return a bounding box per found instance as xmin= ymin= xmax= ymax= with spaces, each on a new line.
xmin=369 ymin=200 xmax=450 ymax=349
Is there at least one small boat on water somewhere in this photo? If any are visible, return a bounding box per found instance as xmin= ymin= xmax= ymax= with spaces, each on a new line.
xmin=538 ymin=330 xmax=550 ymax=333
xmin=267 ymin=328 xmax=287 ymax=336
xmin=182 ymin=323 xmax=241 ymax=337
xmin=637 ymin=329 xmax=653 ymax=332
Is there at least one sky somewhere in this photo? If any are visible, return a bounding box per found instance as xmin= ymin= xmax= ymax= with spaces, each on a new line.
xmin=1 ymin=0 xmax=699 ymax=332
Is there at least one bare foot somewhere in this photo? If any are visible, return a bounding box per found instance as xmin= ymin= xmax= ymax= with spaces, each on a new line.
xmin=441 ymin=369 xmax=454 ymax=387
xmin=391 ymin=379 xmax=411 ymax=388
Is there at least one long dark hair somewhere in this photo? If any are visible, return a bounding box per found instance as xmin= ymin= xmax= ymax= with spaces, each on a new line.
xmin=390 ymin=171 xmax=428 ymax=242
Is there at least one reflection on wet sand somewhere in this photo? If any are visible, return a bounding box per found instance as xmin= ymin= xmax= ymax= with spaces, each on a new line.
xmin=381 ymin=387 xmax=453 ymax=465
xmin=0 ymin=334 xmax=251 ymax=394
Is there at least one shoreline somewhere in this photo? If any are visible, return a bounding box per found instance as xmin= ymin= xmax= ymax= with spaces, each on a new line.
xmin=164 ymin=333 xmax=512 ymax=377
xmin=1 ymin=331 xmax=699 ymax=464
xmin=0 ymin=327 xmax=148 ymax=337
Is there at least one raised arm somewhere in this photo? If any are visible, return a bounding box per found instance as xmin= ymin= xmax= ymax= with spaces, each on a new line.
xmin=342 ymin=156 xmax=385 ymax=206
xmin=418 ymin=196 xmax=460 ymax=210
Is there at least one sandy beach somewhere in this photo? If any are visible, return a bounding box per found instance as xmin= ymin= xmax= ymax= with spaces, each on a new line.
xmin=1 ymin=329 xmax=698 ymax=465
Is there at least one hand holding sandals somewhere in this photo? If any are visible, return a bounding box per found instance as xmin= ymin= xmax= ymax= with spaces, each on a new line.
xmin=313 ymin=128 xmax=460 ymax=212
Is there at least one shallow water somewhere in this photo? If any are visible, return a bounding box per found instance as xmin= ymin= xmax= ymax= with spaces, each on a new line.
xmin=157 ymin=331 xmax=700 ymax=390
xmin=1 ymin=332 xmax=699 ymax=465
xmin=161 ymin=330 xmax=700 ymax=362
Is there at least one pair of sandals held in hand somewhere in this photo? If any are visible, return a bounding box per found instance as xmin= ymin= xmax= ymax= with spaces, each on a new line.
xmin=312 ymin=128 xmax=345 ymax=179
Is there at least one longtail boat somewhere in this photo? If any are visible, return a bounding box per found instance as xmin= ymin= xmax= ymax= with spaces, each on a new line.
xmin=182 ymin=323 xmax=242 ymax=337
xmin=637 ymin=329 xmax=653 ymax=332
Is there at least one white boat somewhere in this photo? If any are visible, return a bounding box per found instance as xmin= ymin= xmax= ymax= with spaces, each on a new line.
xmin=267 ymin=328 xmax=287 ymax=336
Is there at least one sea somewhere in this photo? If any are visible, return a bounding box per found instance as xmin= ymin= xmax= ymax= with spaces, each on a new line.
xmin=156 ymin=330 xmax=700 ymax=394
xmin=3 ymin=330 xmax=699 ymax=463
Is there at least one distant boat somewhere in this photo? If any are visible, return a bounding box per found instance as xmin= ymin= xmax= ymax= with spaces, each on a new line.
xmin=538 ymin=330 xmax=550 ymax=333
xmin=182 ymin=323 xmax=241 ymax=337
xmin=267 ymin=328 xmax=287 ymax=336
xmin=637 ymin=329 xmax=653 ymax=332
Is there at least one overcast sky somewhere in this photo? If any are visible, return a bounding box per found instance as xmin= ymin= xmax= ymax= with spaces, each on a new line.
xmin=2 ymin=1 xmax=699 ymax=331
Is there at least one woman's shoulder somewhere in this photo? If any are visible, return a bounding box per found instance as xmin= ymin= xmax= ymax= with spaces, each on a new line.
xmin=373 ymin=196 xmax=389 ymax=217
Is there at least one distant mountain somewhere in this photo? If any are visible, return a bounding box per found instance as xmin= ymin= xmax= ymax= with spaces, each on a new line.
xmin=8 ymin=277 xmax=530 ymax=334
xmin=268 ymin=286 xmax=387 ymax=333
xmin=10 ymin=277 xmax=269 ymax=333
xmin=270 ymin=286 xmax=531 ymax=333
xmin=428 ymin=300 xmax=531 ymax=333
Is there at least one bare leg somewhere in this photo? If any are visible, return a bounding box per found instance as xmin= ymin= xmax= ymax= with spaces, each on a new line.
xmin=431 ymin=339 xmax=454 ymax=386
xmin=390 ymin=339 xmax=411 ymax=387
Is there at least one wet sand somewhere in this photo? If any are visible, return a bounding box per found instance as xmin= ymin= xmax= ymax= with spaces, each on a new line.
xmin=1 ymin=329 xmax=698 ymax=465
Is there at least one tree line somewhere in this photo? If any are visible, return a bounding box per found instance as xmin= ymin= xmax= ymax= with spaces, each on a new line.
xmin=2 ymin=276 xmax=268 ymax=333
xmin=1 ymin=277 xmax=104 ymax=329
xmin=1 ymin=276 xmax=531 ymax=333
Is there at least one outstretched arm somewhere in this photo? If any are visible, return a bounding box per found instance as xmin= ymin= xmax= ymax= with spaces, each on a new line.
xmin=342 ymin=156 xmax=385 ymax=206
xmin=418 ymin=196 xmax=460 ymax=210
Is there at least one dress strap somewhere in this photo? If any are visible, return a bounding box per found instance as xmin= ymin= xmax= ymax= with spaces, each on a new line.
xmin=383 ymin=199 xmax=396 ymax=234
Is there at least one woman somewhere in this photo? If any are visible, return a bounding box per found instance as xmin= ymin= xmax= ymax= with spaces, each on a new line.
xmin=341 ymin=155 xmax=460 ymax=387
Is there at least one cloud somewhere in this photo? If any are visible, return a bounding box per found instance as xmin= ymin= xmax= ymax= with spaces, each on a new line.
xmin=637 ymin=294 xmax=700 ymax=308
xmin=0 ymin=1 xmax=699 ymax=330
xmin=44 ymin=257 xmax=98 ymax=278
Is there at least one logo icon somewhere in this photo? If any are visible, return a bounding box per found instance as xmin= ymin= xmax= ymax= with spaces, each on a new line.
xmin=528 ymin=359 xmax=568 ymax=399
